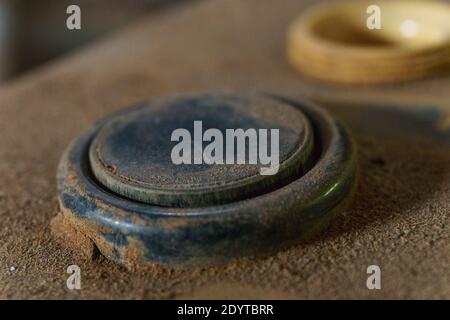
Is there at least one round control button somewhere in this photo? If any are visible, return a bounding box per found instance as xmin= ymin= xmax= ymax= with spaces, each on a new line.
xmin=89 ymin=94 xmax=314 ymax=207
xmin=56 ymin=93 xmax=357 ymax=268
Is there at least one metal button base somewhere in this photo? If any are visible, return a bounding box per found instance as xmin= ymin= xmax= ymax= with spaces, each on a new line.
xmin=56 ymin=93 xmax=357 ymax=268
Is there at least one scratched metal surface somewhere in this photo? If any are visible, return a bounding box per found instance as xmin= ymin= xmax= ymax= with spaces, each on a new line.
xmin=0 ymin=0 xmax=448 ymax=299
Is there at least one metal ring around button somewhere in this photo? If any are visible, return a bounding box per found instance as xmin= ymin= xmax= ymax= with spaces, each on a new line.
xmin=56 ymin=93 xmax=357 ymax=268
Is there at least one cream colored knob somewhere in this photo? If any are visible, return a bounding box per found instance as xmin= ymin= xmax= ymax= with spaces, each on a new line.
xmin=287 ymin=0 xmax=450 ymax=84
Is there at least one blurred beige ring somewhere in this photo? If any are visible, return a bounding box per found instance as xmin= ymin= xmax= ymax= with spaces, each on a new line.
xmin=287 ymin=0 xmax=450 ymax=84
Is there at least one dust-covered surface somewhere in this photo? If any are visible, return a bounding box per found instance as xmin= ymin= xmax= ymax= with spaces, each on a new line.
xmin=0 ymin=0 xmax=449 ymax=299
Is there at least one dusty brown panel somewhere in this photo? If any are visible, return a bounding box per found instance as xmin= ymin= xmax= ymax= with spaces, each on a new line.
xmin=0 ymin=0 xmax=448 ymax=299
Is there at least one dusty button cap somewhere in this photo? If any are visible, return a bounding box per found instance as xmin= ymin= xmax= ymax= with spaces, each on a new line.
xmin=89 ymin=93 xmax=314 ymax=207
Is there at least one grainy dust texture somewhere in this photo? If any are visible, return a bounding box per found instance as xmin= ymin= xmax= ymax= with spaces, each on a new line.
xmin=0 ymin=0 xmax=449 ymax=299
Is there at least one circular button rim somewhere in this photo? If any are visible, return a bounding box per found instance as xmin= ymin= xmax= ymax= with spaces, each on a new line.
xmin=88 ymin=94 xmax=315 ymax=207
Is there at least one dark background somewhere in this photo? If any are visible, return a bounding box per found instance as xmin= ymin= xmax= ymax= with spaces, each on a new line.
xmin=0 ymin=0 xmax=188 ymax=82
